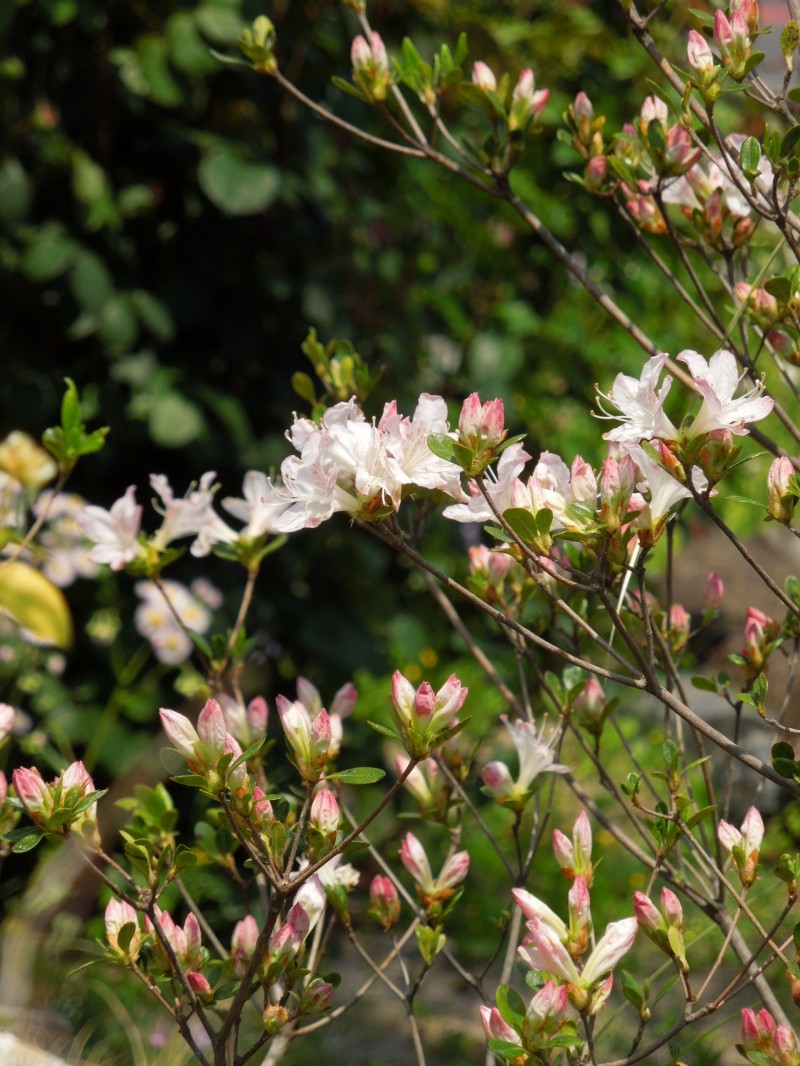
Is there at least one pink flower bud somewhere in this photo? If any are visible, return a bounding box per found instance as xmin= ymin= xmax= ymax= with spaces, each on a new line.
xmin=767 ymin=455 xmax=797 ymax=524
xmin=568 ymin=876 xmax=591 ymax=955
xmin=509 ymin=68 xmax=549 ymax=131
xmin=351 ymin=31 xmax=390 ymax=102
xmin=159 ymin=707 xmax=202 ymax=763
xmin=585 ymin=155 xmax=607 ymax=192
xmin=390 ymin=671 xmax=468 ymax=756
xmin=368 ymin=875 xmax=401 ymax=930
xmin=438 ymin=849 xmax=470 ymax=890
xmin=714 ymin=10 xmax=735 ymax=48
xmin=12 ymin=767 xmax=50 ymax=816
xmin=704 ymin=571 xmax=724 ymax=608
xmin=310 ymin=789 xmax=339 ymax=837
xmin=633 ymin=891 xmax=662 ymax=933
xmin=573 ymin=91 xmax=593 ymax=121
xmin=480 ymin=1005 xmax=521 ymax=1046
xmin=246 ymin=696 xmax=269 ymax=736
xmin=668 ymin=604 xmax=691 ymax=654
xmin=187 ymin=970 xmax=213 ymax=1000
xmin=300 ymin=979 xmax=335 ymax=1014
xmin=400 ymin=832 xmax=433 ymax=889
xmin=231 ymin=915 xmax=259 ymax=976
xmin=105 ymin=898 xmax=141 ymax=959
xmin=458 ymin=393 xmax=506 ymax=455
xmin=687 ymin=30 xmax=714 ymax=77
xmin=330 ymin=682 xmax=357 ymax=717
xmin=719 ymin=805 xmax=764 ymax=886
xmin=471 ymin=61 xmax=497 ymax=93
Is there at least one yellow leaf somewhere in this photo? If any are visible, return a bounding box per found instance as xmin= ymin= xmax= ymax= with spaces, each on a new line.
xmin=0 ymin=561 xmax=73 ymax=649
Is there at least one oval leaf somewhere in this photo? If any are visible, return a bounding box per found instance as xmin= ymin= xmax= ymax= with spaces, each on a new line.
xmin=0 ymin=561 xmax=73 ymax=648
xmin=326 ymin=766 xmax=386 ymax=785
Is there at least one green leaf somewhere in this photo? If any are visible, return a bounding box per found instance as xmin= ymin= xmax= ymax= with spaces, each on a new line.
xmin=166 ymin=11 xmax=219 ymax=75
xmin=97 ymin=295 xmax=139 ymax=352
xmin=22 ymin=227 xmax=77 ymax=282
xmin=367 ymin=720 xmax=400 ymax=740
xmin=684 ymin=804 xmax=716 ymax=830
xmin=0 ymin=157 xmax=32 ymax=224
xmin=743 ymin=50 xmax=766 ymax=75
xmin=495 ymin=984 xmax=526 ymax=1028
xmin=326 ymin=767 xmax=386 ymax=785
xmin=621 ymin=969 xmax=643 ymax=1008
xmin=773 ymin=758 xmax=799 ymax=778
xmin=292 ymin=372 xmax=317 ymax=406
xmin=765 ymin=275 xmax=792 ymax=302
xmin=782 ymin=21 xmax=800 ymax=61
xmin=773 ymin=741 xmax=796 ymax=761
xmin=502 ymin=507 xmax=543 ymax=545
xmin=12 ymin=829 xmax=45 ymax=853
xmin=70 ymin=252 xmax=114 ymax=313
xmin=739 ymin=136 xmax=761 ymax=178
xmin=487 ymin=1040 xmax=527 ymax=1060
xmin=194 ymin=4 xmax=245 ymax=45
xmin=691 ymin=675 xmax=719 ymax=692
xmin=148 ymin=391 xmax=204 ymax=447
xmin=130 ymin=290 xmax=175 ymax=342
xmin=781 ymin=125 xmax=800 ymax=160
xmin=427 ymin=432 xmax=456 ymax=461
xmin=198 ymin=148 xmax=280 ymax=216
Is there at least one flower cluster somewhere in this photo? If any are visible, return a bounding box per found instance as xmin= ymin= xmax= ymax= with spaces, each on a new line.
xmin=390 ymin=671 xmax=468 ymax=758
xmin=739 ymin=1007 xmax=800 ymax=1065
xmin=160 ymin=698 xmax=253 ymax=797
xmin=11 ymin=760 xmax=101 ymax=841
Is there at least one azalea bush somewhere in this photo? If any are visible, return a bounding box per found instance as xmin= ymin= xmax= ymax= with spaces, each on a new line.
xmin=8 ymin=1 xmax=800 ymax=1065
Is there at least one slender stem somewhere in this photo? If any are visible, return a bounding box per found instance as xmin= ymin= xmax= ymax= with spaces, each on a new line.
xmin=273 ymin=70 xmax=426 ymax=158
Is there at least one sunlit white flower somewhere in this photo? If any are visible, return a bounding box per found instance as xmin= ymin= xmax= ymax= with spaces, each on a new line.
xmin=677 ymin=348 xmax=774 ymax=438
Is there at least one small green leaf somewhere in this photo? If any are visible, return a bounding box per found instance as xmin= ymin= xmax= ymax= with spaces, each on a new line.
xmin=765 ymin=275 xmax=792 ymax=302
xmin=325 ymin=766 xmax=386 ymax=785
xmin=740 ymin=136 xmax=761 ymax=178
xmin=743 ymin=50 xmax=766 ymax=75
xmin=198 ymin=148 xmax=280 ymax=216
xmin=773 ymin=741 xmax=796 ymax=761
xmin=292 ymin=372 xmax=317 ymax=406
xmin=495 ymin=984 xmax=526 ymax=1028
xmin=691 ymin=675 xmax=719 ymax=692
xmin=427 ymin=432 xmax=456 ymax=461
xmin=367 ymin=720 xmax=399 ymax=740
xmin=12 ymin=829 xmax=45 ymax=853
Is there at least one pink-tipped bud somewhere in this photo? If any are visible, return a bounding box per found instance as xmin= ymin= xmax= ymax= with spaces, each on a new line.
xmin=704 ymin=571 xmax=724 ymax=608
xmin=231 ymin=915 xmax=259 ymax=977
xmin=368 ymin=875 xmax=401 ymax=930
xmin=471 ymin=61 xmax=497 ymax=93
xmin=105 ymin=898 xmax=141 ymax=960
xmin=12 ymin=767 xmax=50 ymax=816
xmin=246 ymin=696 xmax=269 ymax=736
xmin=187 ymin=970 xmax=213 ymax=1001
xmin=509 ymin=68 xmax=548 ymax=131
xmin=668 ymin=604 xmax=691 ymax=654
xmin=767 ymin=455 xmax=797 ymax=525
xmin=687 ymin=29 xmax=714 ymax=77
xmin=351 ymin=32 xmax=390 ymax=102
xmin=585 ymin=154 xmax=607 ymax=192
xmin=310 ymin=789 xmax=339 ymax=839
